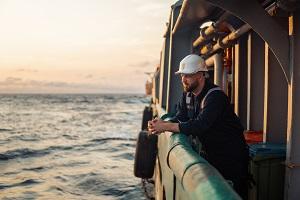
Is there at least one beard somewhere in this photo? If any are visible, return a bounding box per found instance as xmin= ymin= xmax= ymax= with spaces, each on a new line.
xmin=183 ymin=80 xmax=198 ymax=92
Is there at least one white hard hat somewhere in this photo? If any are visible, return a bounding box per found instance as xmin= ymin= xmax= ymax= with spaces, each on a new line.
xmin=175 ymin=54 xmax=208 ymax=75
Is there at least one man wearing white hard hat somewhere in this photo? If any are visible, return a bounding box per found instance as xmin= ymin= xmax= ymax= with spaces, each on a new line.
xmin=148 ymin=54 xmax=249 ymax=199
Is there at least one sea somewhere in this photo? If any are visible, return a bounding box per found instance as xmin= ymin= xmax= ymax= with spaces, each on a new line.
xmin=0 ymin=94 xmax=150 ymax=200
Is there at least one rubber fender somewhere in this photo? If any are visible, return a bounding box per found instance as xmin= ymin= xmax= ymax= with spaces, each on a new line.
xmin=134 ymin=130 xmax=158 ymax=178
xmin=141 ymin=106 xmax=153 ymax=130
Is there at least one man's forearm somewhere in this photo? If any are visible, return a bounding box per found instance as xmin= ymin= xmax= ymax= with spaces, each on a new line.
xmin=163 ymin=122 xmax=180 ymax=133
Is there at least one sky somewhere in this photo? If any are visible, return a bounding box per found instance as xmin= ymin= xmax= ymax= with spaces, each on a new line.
xmin=0 ymin=0 xmax=175 ymax=93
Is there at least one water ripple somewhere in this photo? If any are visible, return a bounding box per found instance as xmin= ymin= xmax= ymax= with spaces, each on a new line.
xmin=0 ymin=148 xmax=50 ymax=160
xmin=89 ymin=137 xmax=136 ymax=143
xmin=0 ymin=179 xmax=41 ymax=190
xmin=23 ymin=166 xmax=48 ymax=172
xmin=0 ymin=128 xmax=13 ymax=132
xmin=0 ymin=94 xmax=148 ymax=199
xmin=0 ymin=145 xmax=74 ymax=160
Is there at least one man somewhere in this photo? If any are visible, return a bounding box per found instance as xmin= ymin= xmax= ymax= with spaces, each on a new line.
xmin=148 ymin=54 xmax=249 ymax=199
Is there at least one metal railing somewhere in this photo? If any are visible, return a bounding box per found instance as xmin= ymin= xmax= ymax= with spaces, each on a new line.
xmin=156 ymin=113 xmax=241 ymax=200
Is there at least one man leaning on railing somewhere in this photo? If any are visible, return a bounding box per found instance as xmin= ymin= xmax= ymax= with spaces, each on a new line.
xmin=148 ymin=54 xmax=249 ymax=200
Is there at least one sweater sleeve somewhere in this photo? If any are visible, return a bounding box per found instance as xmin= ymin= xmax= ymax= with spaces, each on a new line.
xmin=178 ymin=92 xmax=226 ymax=136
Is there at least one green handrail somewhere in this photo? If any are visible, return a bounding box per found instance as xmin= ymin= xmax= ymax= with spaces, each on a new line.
xmin=163 ymin=133 xmax=241 ymax=200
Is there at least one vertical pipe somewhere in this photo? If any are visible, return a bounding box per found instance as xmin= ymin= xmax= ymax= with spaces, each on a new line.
xmin=285 ymin=12 xmax=300 ymax=200
xmin=214 ymin=53 xmax=223 ymax=87
xmin=234 ymin=44 xmax=240 ymax=115
xmin=247 ymin=33 xmax=252 ymax=130
xmin=231 ymin=47 xmax=235 ymax=104
xmin=233 ymin=36 xmax=248 ymax=127
xmin=263 ymin=43 xmax=269 ymax=142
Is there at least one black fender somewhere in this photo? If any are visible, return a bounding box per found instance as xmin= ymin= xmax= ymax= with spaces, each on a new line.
xmin=141 ymin=106 xmax=153 ymax=130
xmin=134 ymin=130 xmax=158 ymax=178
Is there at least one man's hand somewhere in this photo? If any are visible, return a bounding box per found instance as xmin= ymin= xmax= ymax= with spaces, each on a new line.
xmin=148 ymin=118 xmax=180 ymax=135
xmin=148 ymin=118 xmax=165 ymax=135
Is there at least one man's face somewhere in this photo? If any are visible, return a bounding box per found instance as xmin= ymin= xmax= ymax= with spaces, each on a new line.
xmin=181 ymin=73 xmax=202 ymax=92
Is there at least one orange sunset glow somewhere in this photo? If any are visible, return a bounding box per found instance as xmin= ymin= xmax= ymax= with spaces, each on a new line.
xmin=0 ymin=0 xmax=174 ymax=93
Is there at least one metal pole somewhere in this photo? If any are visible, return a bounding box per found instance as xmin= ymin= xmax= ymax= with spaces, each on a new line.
xmin=285 ymin=12 xmax=300 ymax=200
xmin=214 ymin=53 xmax=223 ymax=87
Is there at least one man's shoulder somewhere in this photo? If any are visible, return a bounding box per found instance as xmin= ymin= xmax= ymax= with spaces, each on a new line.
xmin=205 ymin=88 xmax=228 ymax=104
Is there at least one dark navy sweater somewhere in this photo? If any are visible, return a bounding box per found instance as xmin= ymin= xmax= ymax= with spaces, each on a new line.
xmin=172 ymin=80 xmax=248 ymax=166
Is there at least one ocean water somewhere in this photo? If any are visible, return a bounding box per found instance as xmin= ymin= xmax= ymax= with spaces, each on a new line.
xmin=0 ymin=94 xmax=150 ymax=200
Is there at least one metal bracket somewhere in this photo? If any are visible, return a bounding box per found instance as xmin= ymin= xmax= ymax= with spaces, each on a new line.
xmin=204 ymin=0 xmax=290 ymax=83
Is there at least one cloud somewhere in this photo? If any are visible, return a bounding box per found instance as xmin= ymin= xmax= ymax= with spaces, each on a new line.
xmin=16 ymin=69 xmax=38 ymax=73
xmin=43 ymin=81 xmax=69 ymax=87
xmin=85 ymin=74 xmax=93 ymax=79
xmin=0 ymin=75 xmax=146 ymax=93
xmin=3 ymin=77 xmax=23 ymax=85
xmin=0 ymin=77 xmax=92 ymax=89
xmin=129 ymin=60 xmax=159 ymax=68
